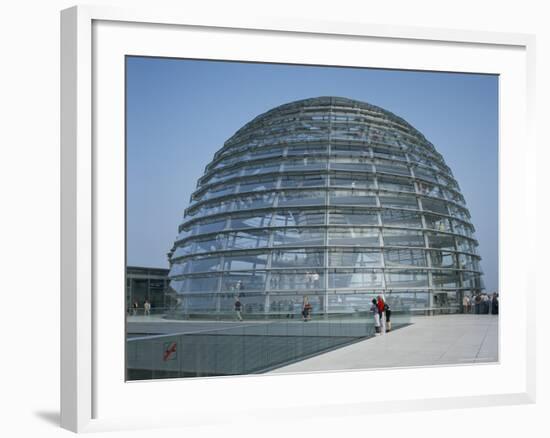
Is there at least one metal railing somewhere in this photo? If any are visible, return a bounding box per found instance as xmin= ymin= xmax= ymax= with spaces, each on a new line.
xmin=127 ymin=306 xmax=171 ymax=316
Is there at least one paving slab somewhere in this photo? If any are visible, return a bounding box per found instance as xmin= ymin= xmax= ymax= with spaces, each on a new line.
xmin=269 ymin=314 xmax=499 ymax=373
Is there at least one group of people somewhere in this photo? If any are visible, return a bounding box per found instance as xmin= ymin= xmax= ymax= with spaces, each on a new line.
xmin=370 ymin=295 xmax=392 ymax=335
xmin=462 ymin=293 xmax=499 ymax=315
xmin=304 ymin=272 xmax=320 ymax=289
xmin=130 ymin=299 xmax=152 ymax=316
xmin=233 ymin=295 xmax=315 ymax=321
xmin=228 ymin=280 xmax=244 ymax=293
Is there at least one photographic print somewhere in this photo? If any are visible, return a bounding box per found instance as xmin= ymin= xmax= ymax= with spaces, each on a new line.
xmin=125 ymin=57 xmax=498 ymax=380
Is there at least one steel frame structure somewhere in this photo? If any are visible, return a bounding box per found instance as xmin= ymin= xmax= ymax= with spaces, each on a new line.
xmin=168 ymin=96 xmax=483 ymax=315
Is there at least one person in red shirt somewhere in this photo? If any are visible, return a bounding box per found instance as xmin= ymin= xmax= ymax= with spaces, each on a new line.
xmin=377 ymin=295 xmax=385 ymax=314
xmin=376 ymin=295 xmax=386 ymax=334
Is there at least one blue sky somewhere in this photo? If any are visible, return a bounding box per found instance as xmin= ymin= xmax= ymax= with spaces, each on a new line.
xmin=126 ymin=57 xmax=498 ymax=292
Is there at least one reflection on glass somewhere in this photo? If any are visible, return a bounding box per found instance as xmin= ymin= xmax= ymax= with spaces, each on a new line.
xmin=221 ymin=271 xmax=267 ymax=291
xmin=385 ymin=270 xmax=429 ymax=287
xmin=277 ymin=190 xmax=325 ymax=207
xmin=424 ymin=214 xmax=451 ymax=232
xmin=426 ymin=232 xmax=455 ymax=251
xmin=384 ymin=249 xmax=427 ymax=267
xmin=271 ymin=210 xmax=325 ymax=227
xmin=223 ymin=253 xmax=268 ymax=271
xmin=229 ymin=212 xmax=272 ymax=230
xmin=429 ymin=250 xmax=456 ymax=268
xmin=329 ymin=249 xmax=382 ymax=267
xmin=378 ymin=175 xmax=415 ymax=192
xmin=328 ymin=269 xmax=384 ymax=288
xmin=271 ymin=249 xmax=324 ymax=268
xmin=269 ymin=270 xmax=324 ymax=290
xmin=184 ymin=274 xmax=220 ymax=293
xmin=330 ymin=173 xmax=375 ymax=189
xmin=272 ymin=228 xmax=324 ymax=247
xmin=329 ymin=190 xmax=376 ymax=206
xmin=329 ymin=228 xmax=380 ymax=246
xmin=379 ymin=194 xmax=418 ymax=209
xmin=280 ymin=174 xmax=327 ymax=188
xmin=329 ymin=209 xmax=378 ymax=226
xmin=432 ymin=270 xmax=461 ymax=288
xmin=383 ymin=229 xmax=425 ymax=247
xmin=381 ymin=210 xmax=423 ymax=228
xmin=226 ymin=230 xmax=270 ymax=249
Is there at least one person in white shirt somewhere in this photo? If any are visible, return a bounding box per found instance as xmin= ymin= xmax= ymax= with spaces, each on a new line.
xmin=370 ymin=298 xmax=381 ymax=335
xmin=462 ymin=295 xmax=470 ymax=313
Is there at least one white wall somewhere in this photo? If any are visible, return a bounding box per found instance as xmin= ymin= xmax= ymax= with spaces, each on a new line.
xmin=0 ymin=0 xmax=547 ymax=437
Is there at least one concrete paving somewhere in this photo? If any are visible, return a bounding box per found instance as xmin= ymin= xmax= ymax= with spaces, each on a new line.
xmin=269 ymin=314 xmax=498 ymax=373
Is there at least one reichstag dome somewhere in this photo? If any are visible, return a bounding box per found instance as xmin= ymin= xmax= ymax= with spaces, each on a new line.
xmin=168 ymin=97 xmax=483 ymax=316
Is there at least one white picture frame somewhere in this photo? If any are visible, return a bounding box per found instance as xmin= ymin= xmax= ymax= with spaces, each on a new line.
xmin=60 ymin=4 xmax=537 ymax=433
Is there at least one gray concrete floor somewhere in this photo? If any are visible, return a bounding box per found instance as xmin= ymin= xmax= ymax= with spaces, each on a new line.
xmin=269 ymin=314 xmax=499 ymax=373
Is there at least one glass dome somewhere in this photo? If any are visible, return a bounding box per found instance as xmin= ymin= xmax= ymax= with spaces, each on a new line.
xmin=168 ymin=96 xmax=483 ymax=316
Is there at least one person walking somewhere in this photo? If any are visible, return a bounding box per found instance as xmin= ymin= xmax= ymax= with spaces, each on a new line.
xmin=143 ymin=299 xmax=151 ymax=316
xmin=234 ymin=296 xmax=243 ymax=321
xmin=302 ymin=296 xmax=312 ymax=321
xmin=370 ymin=298 xmax=381 ymax=335
xmin=132 ymin=300 xmax=139 ymax=316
